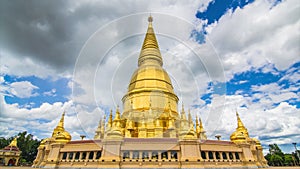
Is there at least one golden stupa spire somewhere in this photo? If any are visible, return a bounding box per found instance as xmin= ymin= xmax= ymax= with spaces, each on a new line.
xmin=51 ymin=111 xmax=71 ymax=142
xmin=113 ymin=106 xmax=122 ymax=129
xmin=230 ymin=111 xmax=249 ymax=143
xmin=198 ymin=117 xmax=207 ymax=140
xmin=236 ymin=111 xmax=245 ymax=129
xmin=195 ymin=115 xmax=200 ymax=133
xmin=181 ymin=104 xmax=186 ymax=120
xmin=199 ymin=117 xmax=205 ymax=132
xmin=188 ymin=109 xmax=192 ymax=124
xmin=121 ymin=15 xmax=179 ymax=138
xmin=115 ymin=105 xmax=121 ymax=120
xmin=138 ymin=15 xmax=163 ymax=67
xmin=59 ymin=111 xmax=65 ymax=127
xmin=54 ymin=111 xmax=65 ymax=133
xmin=9 ymin=137 xmax=18 ymax=147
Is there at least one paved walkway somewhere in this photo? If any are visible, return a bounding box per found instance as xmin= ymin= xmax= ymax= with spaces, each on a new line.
xmin=2 ymin=166 xmax=300 ymax=169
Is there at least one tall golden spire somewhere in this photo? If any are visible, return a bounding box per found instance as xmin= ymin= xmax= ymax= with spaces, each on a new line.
xmin=230 ymin=111 xmax=249 ymax=143
xmin=138 ymin=15 xmax=163 ymax=67
xmin=115 ymin=106 xmax=121 ymax=120
xmin=121 ymin=15 xmax=179 ymax=138
xmin=198 ymin=117 xmax=207 ymax=140
xmin=199 ymin=117 xmax=205 ymax=132
xmin=58 ymin=111 xmax=65 ymax=129
xmin=236 ymin=111 xmax=245 ymax=129
xmin=195 ymin=115 xmax=200 ymax=133
xmin=188 ymin=109 xmax=192 ymax=124
xmin=52 ymin=111 xmax=65 ymax=137
xmin=51 ymin=111 xmax=71 ymax=143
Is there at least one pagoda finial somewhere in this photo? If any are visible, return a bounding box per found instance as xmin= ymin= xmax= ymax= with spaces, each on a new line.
xmin=199 ymin=117 xmax=204 ymax=131
xmin=138 ymin=14 xmax=162 ymax=67
xmin=181 ymin=103 xmax=186 ymax=120
xmin=115 ymin=105 xmax=121 ymax=120
xmin=51 ymin=111 xmax=71 ymax=142
xmin=198 ymin=116 xmax=207 ymax=139
xmin=9 ymin=137 xmax=18 ymax=147
xmin=195 ymin=114 xmax=199 ymax=126
xmin=56 ymin=111 xmax=65 ymax=130
xmin=236 ymin=111 xmax=245 ymax=128
xmin=148 ymin=14 xmax=153 ymax=22
xmin=188 ymin=109 xmax=194 ymax=129
xmin=188 ymin=109 xmax=192 ymax=123
xmin=108 ymin=109 xmax=113 ymax=128
xmin=231 ymin=111 xmax=249 ymax=142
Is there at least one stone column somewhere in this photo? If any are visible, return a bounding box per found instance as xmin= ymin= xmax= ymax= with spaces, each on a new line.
xmin=226 ymin=152 xmax=229 ymax=160
xmin=66 ymin=152 xmax=69 ymax=160
xmin=92 ymin=152 xmax=96 ymax=160
xmin=71 ymin=152 xmax=76 ymax=161
xmin=139 ymin=151 xmax=143 ymax=160
xmin=158 ymin=151 xmax=161 ymax=160
xmin=79 ymin=152 xmax=82 ymax=161
xmin=168 ymin=151 xmax=171 ymax=160
xmin=213 ymin=152 xmax=216 ymax=160
xmin=149 ymin=152 xmax=152 ymax=160
xmin=86 ymin=152 xmax=90 ymax=160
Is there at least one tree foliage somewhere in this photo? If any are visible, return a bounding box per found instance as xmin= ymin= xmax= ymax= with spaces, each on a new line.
xmin=265 ymin=143 xmax=300 ymax=166
xmin=0 ymin=131 xmax=40 ymax=165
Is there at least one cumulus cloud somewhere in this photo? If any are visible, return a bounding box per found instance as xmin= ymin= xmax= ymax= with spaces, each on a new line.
xmin=0 ymin=0 xmax=299 ymax=152
xmin=0 ymin=0 xmax=204 ymax=78
xmin=43 ymin=88 xmax=57 ymax=97
xmin=203 ymin=0 xmax=300 ymax=79
xmin=0 ymin=94 xmax=103 ymax=139
xmin=9 ymin=81 xmax=39 ymax=98
xmin=193 ymin=94 xmax=300 ymax=146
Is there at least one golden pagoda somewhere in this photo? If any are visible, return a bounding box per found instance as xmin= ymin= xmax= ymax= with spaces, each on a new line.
xmin=0 ymin=137 xmax=21 ymax=166
xmin=32 ymin=16 xmax=268 ymax=168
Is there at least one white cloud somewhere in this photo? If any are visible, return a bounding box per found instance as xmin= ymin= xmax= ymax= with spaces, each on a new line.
xmin=193 ymin=94 xmax=300 ymax=148
xmin=0 ymin=94 xmax=103 ymax=140
xmin=9 ymin=81 xmax=39 ymax=98
xmin=0 ymin=76 xmax=4 ymax=83
xmin=0 ymin=0 xmax=299 ymax=153
xmin=43 ymin=88 xmax=57 ymax=97
xmin=204 ymin=0 xmax=300 ymax=80
xmin=251 ymin=82 xmax=298 ymax=105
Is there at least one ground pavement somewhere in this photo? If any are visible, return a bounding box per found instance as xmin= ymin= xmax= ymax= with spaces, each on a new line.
xmin=2 ymin=166 xmax=300 ymax=169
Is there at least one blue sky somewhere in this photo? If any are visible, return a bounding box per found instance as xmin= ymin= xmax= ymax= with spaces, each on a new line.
xmin=3 ymin=75 xmax=70 ymax=108
xmin=0 ymin=0 xmax=299 ymax=154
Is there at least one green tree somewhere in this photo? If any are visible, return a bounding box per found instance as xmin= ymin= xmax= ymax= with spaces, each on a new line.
xmin=284 ymin=154 xmax=295 ymax=166
xmin=270 ymin=154 xmax=283 ymax=166
xmin=265 ymin=144 xmax=285 ymax=166
xmin=292 ymin=152 xmax=300 ymax=166
xmin=269 ymin=144 xmax=284 ymax=157
xmin=264 ymin=144 xmax=300 ymax=166
xmin=16 ymin=131 xmax=41 ymax=164
xmin=0 ymin=137 xmax=10 ymax=149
